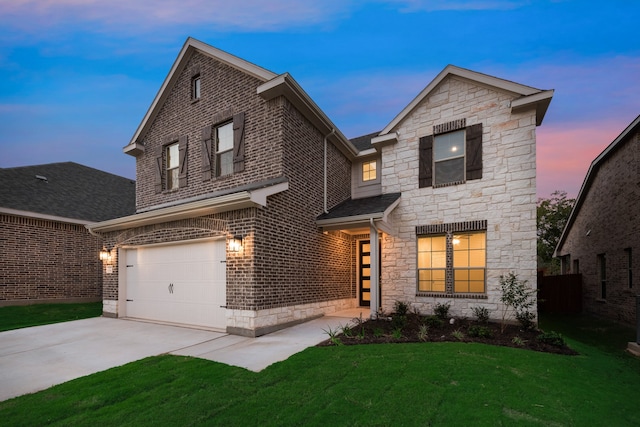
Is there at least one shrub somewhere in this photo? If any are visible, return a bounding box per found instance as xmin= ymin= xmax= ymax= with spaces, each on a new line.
xmin=451 ymin=329 xmax=465 ymax=341
xmin=537 ymin=331 xmax=566 ymax=347
xmin=471 ymin=306 xmax=490 ymax=324
xmin=391 ymin=315 xmax=407 ymax=331
xmin=418 ymin=324 xmax=429 ymax=341
xmin=392 ymin=328 xmax=403 ymax=339
xmin=425 ymin=315 xmax=444 ymax=328
xmin=434 ymin=302 xmax=451 ymax=319
xmin=499 ymin=272 xmax=537 ymax=333
xmin=515 ymin=310 xmax=537 ymax=331
xmin=512 ymin=336 xmax=527 ymax=346
xmin=468 ymin=325 xmax=493 ymax=338
xmin=394 ymin=300 xmax=409 ymax=316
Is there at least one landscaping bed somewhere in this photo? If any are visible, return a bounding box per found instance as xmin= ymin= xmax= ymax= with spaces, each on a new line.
xmin=318 ymin=311 xmax=578 ymax=355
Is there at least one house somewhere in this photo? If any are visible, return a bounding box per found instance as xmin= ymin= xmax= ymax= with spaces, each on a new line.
xmin=87 ymin=37 xmax=553 ymax=336
xmin=555 ymin=115 xmax=640 ymax=326
xmin=0 ymin=162 xmax=135 ymax=305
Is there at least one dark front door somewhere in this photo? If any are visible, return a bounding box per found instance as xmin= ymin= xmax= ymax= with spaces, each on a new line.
xmin=359 ymin=240 xmax=381 ymax=307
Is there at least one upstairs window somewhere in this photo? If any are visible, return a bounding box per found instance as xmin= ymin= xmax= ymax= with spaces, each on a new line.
xmin=625 ymin=248 xmax=633 ymax=288
xmin=192 ymin=75 xmax=201 ymax=100
xmin=362 ymin=160 xmax=377 ymax=182
xmin=419 ymin=120 xmax=483 ymax=188
xmin=598 ymin=253 xmax=607 ymax=299
xmin=166 ymin=142 xmax=180 ymax=190
xmin=216 ymin=122 xmax=234 ymax=177
xmin=434 ymin=130 xmax=465 ymax=185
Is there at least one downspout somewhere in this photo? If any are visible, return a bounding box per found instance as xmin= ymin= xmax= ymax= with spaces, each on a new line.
xmin=323 ymin=129 xmax=336 ymax=214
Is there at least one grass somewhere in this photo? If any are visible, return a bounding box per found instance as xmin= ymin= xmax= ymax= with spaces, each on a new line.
xmin=1 ymin=313 xmax=639 ymax=426
xmin=0 ymin=302 xmax=102 ymax=332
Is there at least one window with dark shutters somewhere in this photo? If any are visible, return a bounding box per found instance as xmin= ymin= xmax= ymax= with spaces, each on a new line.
xmin=178 ymin=135 xmax=188 ymax=188
xmin=418 ymin=120 xmax=483 ymax=188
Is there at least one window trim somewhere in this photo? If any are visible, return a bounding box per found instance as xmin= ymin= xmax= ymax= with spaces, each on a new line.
xmin=215 ymin=121 xmax=234 ymax=177
xmin=598 ymin=253 xmax=607 ymax=300
xmin=625 ymin=248 xmax=633 ymax=289
xmin=192 ymin=74 xmax=201 ymax=100
xmin=361 ymin=159 xmax=379 ymax=183
xmin=166 ymin=142 xmax=180 ymax=191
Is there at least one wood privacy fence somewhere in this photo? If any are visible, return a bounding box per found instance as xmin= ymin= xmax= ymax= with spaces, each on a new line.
xmin=537 ymin=273 xmax=582 ymax=313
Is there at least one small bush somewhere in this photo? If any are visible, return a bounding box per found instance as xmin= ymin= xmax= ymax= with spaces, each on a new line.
xmin=418 ymin=324 xmax=429 ymax=341
xmin=391 ymin=315 xmax=407 ymax=331
xmin=512 ymin=336 xmax=527 ymax=346
xmin=468 ymin=325 xmax=493 ymax=338
xmin=394 ymin=301 xmax=409 ymax=316
xmin=451 ymin=329 xmax=465 ymax=341
xmin=434 ymin=302 xmax=451 ymax=319
xmin=471 ymin=306 xmax=490 ymax=324
xmin=515 ymin=310 xmax=536 ymax=331
xmin=537 ymin=331 xmax=566 ymax=347
xmin=373 ymin=328 xmax=384 ymax=338
xmin=425 ymin=315 xmax=444 ymax=328
xmin=391 ymin=328 xmax=403 ymax=339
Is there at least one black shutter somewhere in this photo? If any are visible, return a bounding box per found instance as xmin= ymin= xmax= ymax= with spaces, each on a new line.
xmin=201 ymin=125 xmax=212 ymax=181
xmin=466 ymin=123 xmax=483 ymax=181
xmin=419 ymin=135 xmax=433 ymax=188
xmin=178 ymin=135 xmax=188 ymax=188
xmin=154 ymin=149 xmax=163 ymax=193
xmin=233 ymin=112 xmax=245 ymax=173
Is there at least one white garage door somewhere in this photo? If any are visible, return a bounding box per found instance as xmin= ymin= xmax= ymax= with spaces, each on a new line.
xmin=124 ymin=239 xmax=226 ymax=330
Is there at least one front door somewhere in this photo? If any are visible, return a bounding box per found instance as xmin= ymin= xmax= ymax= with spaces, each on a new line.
xmin=359 ymin=240 xmax=380 ymax=307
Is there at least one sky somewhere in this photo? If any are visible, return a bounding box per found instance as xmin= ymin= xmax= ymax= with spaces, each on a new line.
xmin=0 ymin=1 xmax=638 ymax=199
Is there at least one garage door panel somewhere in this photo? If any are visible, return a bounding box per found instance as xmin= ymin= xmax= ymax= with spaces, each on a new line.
xmin=124 ymin=240 xmax=226 ymax=330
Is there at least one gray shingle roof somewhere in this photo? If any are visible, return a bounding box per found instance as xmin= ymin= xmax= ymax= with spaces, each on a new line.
xmin=350 ymin=132 xmax=380 ymax=152
xmin=317 ymin=193 xmax=401 ymax=221
xmin=0 ymin=162 xmax=136 ymax=222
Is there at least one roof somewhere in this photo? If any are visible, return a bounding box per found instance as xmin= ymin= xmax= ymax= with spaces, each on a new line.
xmin=124 ymin=37 xmax=359 ymax=160
xmin=379 ymin=64 xmax=554 ymax=135
xmin=88 ymin=177 xmax=288 ymax=233
xmin=316 ymin=193 xmax=401 ymax=233
xmin=350 ymin=132 xmax=381 ymax=152
xmin=555 ymin=114 xmax=640 ymax=256
xmin=0 ymin=162 xmax=136 ymax=223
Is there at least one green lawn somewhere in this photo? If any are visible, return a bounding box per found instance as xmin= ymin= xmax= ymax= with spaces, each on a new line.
xmin=1 ymin=313 xmax=639 ymax=426
xmin=0 ymin=302 xmax=102 ymax=332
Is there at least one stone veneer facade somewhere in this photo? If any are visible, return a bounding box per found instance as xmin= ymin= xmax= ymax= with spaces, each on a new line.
xmin=380 ymin=76 xmax=539 ymax=320
xmin=556 ymin=125 xmax=639 ymax=326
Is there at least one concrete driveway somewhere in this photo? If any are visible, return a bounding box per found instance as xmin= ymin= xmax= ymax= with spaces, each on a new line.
xmin=0 ymin=308 xmax=363 ymax=401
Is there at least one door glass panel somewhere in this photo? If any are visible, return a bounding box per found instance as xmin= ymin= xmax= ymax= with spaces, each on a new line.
xmin=362 ymin=291 xmax=370 ymax=301
xmin=362 ymin=268 xmax=371 ymax=277
xmin=362 ymin=255 xmax=371 ymax=265
xmin=362 ymin=243 xmax=370 ymax=253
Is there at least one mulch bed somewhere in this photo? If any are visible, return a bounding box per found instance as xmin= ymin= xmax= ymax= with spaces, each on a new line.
xmin=317 ymin=312 xmax=578 ymax=355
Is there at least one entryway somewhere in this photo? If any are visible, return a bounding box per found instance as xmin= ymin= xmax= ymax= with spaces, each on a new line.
xmin=358 ymin=239 xmax=381 ymax=308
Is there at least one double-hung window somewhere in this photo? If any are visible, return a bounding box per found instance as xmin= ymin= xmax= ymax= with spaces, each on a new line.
xmin=192 ymin=75 xmax=201 ymax=100
xmin=166 ymin=142 xmax=180 ymax=190
xmin=216 ymin=122 xmax=233 ymax=177
xmin=434 ymin=130 xmax=465 ymax=185
xmin=362 ymin=160 xmax=377 ymax=182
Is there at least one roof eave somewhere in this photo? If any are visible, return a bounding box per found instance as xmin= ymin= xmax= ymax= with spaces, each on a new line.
xmin=257 ymin=73 xmax=358 ymax=160
xmin=510 ymin=89 xmax=554 ymax=126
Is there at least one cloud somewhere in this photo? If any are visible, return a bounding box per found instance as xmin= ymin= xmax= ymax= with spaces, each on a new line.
xmin=0 ymin=0 xmax=350 ymax=35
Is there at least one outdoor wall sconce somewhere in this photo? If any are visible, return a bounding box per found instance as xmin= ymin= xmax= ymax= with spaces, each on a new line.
xmin=99 ymin=246 xmax=112 ymax=263
xmin=229 ymin=235 xmax=243 ymax=252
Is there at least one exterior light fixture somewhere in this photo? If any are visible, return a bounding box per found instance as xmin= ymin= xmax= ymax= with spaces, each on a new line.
xmin=99 ymin=247 xmax=110 ymax=261
xmin=229 ymin=235 xmax=243 ymax=252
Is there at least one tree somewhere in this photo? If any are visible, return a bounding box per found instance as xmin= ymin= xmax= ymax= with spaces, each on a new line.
xmin=537 ymin=190 xmax=575 ymax=274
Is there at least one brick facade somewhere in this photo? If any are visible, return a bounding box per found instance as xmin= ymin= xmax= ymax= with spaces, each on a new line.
xmin=100 ymin=48 xmax=356 ymax=335
xmin=556 ymin=125 xmax=639 ymax=326
xmin=0 ymin=214 xmax=102 ymax=304
xmin=380 ymin=76 xmax=539 ymax=320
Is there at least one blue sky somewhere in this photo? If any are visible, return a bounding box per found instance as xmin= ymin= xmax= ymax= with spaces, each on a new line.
xmin=1 ymin=0 xmax=638 ymax=198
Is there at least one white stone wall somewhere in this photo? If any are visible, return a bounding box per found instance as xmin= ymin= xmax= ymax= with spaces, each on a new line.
xmin=381 ymin=76 xmax=538 ymax=320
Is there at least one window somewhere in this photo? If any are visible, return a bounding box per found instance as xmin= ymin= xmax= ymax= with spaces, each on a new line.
xmin=417 ymin=230 xmax=486 ymax=294
xmin=417 ymin=235 xmax=446 ymax=292
xmin=573 ymin=259 xmax=580 ymax=274
xmin=598 ymin=253 xmax=606 ymax=299
xmin=434 ymin=130 xmax=465 ymax=185
xmin=362 ymin=160 xmax=377 ymax=182
xmin=453 ymin=232 xmax=486 ymax=293
xmin=216 ymin=122 xmax=233 ymax=177
xmin=625 ymin=248 xmax=633 ymax=288
xmin=166 ymin=142 xmax=180 ymax=190
xmin=192 ymin=75 xmax=201 ymax=100
xmin=419 ymin=121 xmax=482 ymax=188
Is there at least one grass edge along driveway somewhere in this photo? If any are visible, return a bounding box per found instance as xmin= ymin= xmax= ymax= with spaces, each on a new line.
xmin=1 ymin=315 xmax=639 ymax=427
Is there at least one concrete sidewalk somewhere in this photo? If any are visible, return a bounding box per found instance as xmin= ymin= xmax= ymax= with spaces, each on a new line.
xmin=0 ymin=308 xmax=364 ymax=401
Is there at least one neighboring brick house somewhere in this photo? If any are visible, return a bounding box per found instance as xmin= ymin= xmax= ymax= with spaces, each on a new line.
xmin=88 ymin=38 xmax=553 ymax=336
xmin=555 ymin=115 xmax=640 ymax=326
xmin=0 ymin=162 xmax=135 ymax=305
